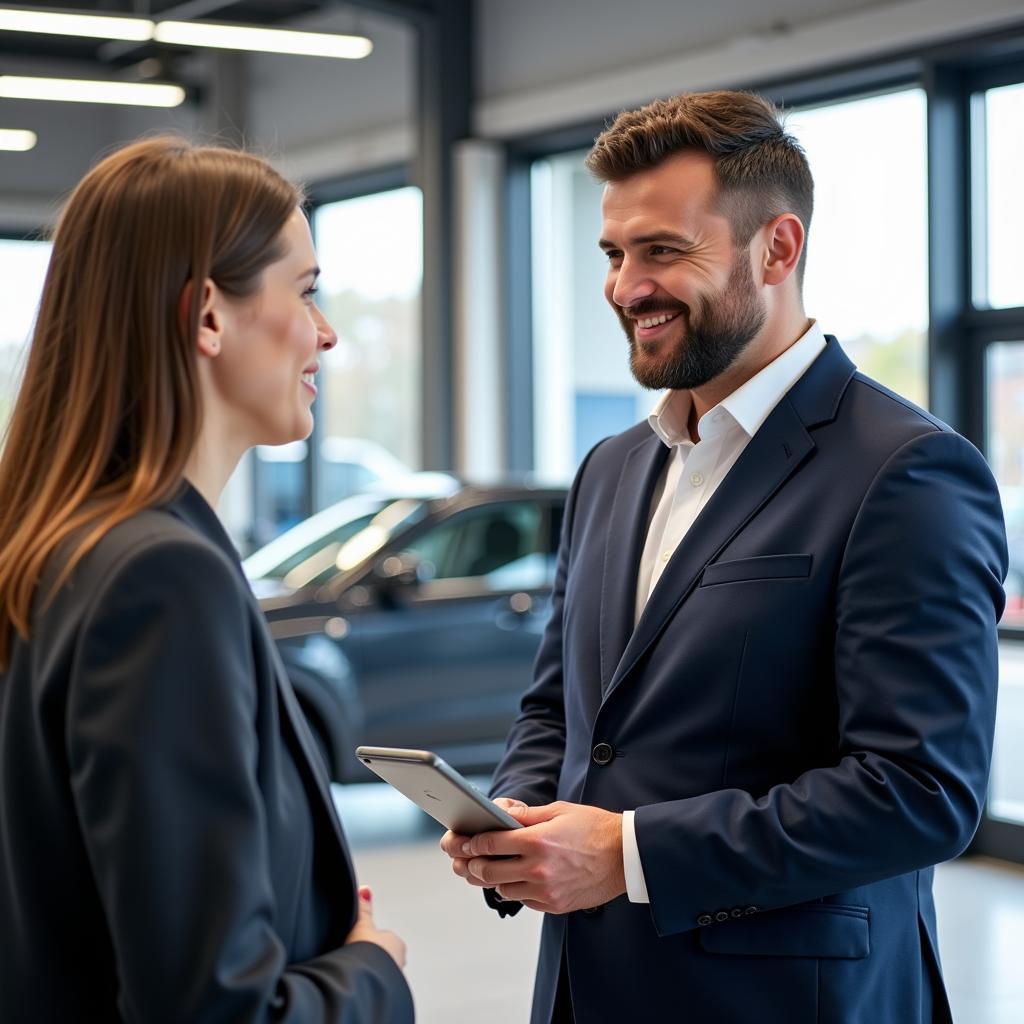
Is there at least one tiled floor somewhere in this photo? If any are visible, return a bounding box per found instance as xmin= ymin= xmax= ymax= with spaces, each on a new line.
xmin=335 ymin=782 xmax=1024 ymax=1023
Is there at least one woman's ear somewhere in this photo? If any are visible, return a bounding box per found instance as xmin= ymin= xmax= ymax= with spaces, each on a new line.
xmin=179 ymin=278 xmax=224 ymax=357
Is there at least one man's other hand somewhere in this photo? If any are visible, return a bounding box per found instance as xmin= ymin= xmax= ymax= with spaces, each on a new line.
xmin=438 ymin=799 xmax=627 ymax=914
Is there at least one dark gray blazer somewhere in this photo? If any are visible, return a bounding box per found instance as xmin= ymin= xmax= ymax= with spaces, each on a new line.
xmin=0 ymin=483 xmax=413 ymax=1023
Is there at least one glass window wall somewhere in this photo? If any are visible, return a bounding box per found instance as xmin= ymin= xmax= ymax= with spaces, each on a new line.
xmin=0 ymin=238 xmax=51 ymax=439
xmin=788 ymin=88 xmax=929 ymax=407
xmin=975 ymin=82 xmax=1024 ymax=311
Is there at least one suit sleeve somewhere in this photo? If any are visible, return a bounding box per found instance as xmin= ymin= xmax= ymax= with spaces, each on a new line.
xmin=481 ymin=444 xmax=606 ymax=919
xmin=488 ymin=441 xmax=607 ymax=808
xmin=66 ymin=537 xmax=413 ymax=1024
xmin=635 ymin=429 xmax=1008 ymax=936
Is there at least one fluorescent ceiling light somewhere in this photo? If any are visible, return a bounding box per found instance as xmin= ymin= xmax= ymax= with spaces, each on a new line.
xmin=0 ymin=6 xmax=152 ymax=41
xmin=154 ymin=20 xmax=373 ymax=60
xmin=0 ymin=75 xmax=185 ymax=108
xmin=0 ymin=127 xmax=37 ymax=151
xmin=0 ymin=6 xmax=372 ymax=61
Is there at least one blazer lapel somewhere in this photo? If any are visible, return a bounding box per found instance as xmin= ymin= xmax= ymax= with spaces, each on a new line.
xmin=604 ymin=337 xmax=857 ymax=701
xmin=599 ymin=432 xmax=670 ymax=693
xmin=267 ymin=638 xmax=354 ymax=859
xmin=164 ymin=481 xmax=356 ymax=873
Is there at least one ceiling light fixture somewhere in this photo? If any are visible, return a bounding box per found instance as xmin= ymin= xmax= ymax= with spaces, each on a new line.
xmin=0 ymin=6 xmax=152 ymax=41
xmin=0 ymin=127 xmax=37 ymax=151
xmin=0 ymin=5 xmax=373 ymax=60
xmin=0 ymin=75 xmax=185 ymax=107
xmin=153 ymin=20 xmax=373 ymax=60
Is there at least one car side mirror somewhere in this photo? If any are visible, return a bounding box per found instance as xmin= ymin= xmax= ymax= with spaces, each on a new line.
xmin=374 ymin=551 xmax=423 ymax=589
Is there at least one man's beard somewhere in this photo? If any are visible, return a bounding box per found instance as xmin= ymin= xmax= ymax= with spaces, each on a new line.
xmin=620 ymin=252 xmax=767 ymax=391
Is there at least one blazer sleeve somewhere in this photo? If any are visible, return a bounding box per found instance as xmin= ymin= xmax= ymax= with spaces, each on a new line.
xmin=66 ymin=536 xmax=413 ymax=1024
xmin=635 ymin=429 xmax=1008 ymax=937
xmin=487 ymin=440 xmax=607 ymax=808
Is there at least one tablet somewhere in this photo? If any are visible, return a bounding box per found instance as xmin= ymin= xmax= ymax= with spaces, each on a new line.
xmin=355 ymin=746 xmax=523 ymax=835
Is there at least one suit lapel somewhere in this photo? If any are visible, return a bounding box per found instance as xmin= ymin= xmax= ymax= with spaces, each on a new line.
xmin=599 ymin=433 xmax=670 ymax=693
xmin=164 ymin=480 xmax=356 ymax=873
xmin=267 ymin=637 xmax=354 ymax=859
xmin=603 ymin=337 xmax=856 ymax=702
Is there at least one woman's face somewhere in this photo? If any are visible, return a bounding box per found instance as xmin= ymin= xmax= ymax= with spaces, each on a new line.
xmin=213 ymin=207 xmax=337 ymax=448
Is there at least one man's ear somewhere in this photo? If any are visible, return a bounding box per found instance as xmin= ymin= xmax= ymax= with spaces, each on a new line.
xmin=761 ymin=213 xmax=804 ymax=286
xmin=178 ymin=278 xmax=224 ymax=357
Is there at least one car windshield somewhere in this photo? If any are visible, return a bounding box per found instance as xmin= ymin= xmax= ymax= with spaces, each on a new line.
xmin=243 ymin=495 xmax=428 ymax=588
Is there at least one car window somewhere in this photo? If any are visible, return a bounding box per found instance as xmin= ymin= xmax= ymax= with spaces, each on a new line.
xmin=244 ymin=496 xmax=429 ymax=588
xmin=403 ymin=501 xmax=551 ymax=588
xmin=264 ymin=512 xmax=379 ymax=586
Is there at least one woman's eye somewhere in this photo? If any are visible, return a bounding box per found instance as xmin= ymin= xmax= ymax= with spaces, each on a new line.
xmin=302 ymin=286 xmax=319 ymax=302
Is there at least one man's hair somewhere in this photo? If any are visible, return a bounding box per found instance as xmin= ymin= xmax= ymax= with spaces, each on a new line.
xmin=586 ymin=90 xmax=814 ymax=283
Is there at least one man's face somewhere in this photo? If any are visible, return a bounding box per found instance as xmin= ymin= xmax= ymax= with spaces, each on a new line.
xmin=599 ymin=151 xmax=766 ymax=391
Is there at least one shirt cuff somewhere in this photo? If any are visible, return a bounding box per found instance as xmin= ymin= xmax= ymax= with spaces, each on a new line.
xmin=622 ymin=810 xmax=650 ymax=903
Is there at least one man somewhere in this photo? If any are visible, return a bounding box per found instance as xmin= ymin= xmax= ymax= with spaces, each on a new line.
xmin=440 ymin=91 xmax=1007 ymax=1023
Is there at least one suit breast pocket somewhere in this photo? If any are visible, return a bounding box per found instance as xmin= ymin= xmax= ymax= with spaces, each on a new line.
xmin=700 ymin=553 xmax=812 ymax=587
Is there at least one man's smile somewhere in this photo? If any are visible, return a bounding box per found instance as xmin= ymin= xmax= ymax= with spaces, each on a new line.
xmin=629 ymin=310 xmax=681 ymax=339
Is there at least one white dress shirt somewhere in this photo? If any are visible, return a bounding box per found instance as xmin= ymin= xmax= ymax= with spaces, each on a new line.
xmin=621 ymin=321 xmax=827 ymax=903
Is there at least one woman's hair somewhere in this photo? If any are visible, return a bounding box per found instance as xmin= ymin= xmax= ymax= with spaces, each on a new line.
xmin=0 ymin=136 xmax=302 ymax=668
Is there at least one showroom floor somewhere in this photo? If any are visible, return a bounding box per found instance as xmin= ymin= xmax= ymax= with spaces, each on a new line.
xmin=333 ymin=783 xmax=1024 ymax=1024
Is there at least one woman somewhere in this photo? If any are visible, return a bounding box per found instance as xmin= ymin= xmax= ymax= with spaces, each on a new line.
xmin=0 ymin=137 xmax=414 ymax=1023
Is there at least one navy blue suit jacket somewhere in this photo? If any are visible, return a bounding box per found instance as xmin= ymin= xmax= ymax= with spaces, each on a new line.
xmin=489 ymin=339 xmax=1007 ymax=1023
xmin=0 ymin=485 xmax=413 ymax=1023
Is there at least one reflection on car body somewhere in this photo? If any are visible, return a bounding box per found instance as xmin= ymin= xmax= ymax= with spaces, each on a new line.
xmin=244 ymin=474 xmax=568 ymax=782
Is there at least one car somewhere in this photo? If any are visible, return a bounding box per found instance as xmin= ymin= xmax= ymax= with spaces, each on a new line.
xmin=244 ymin=474 xmax=568 ymax=782
xmin=251 ymin=437 xmax=412 ymax=545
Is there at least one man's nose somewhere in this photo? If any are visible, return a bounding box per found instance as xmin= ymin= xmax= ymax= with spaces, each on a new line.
xmin=610 ymin=260 xmax=657 ymax=310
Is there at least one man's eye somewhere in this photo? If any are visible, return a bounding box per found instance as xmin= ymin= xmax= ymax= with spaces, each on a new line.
xmin=650 ymin=245 xmax=676 ymax=256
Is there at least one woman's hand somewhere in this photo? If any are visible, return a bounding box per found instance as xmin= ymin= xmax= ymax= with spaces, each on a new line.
xmin=345 ymin=887 xmax=407 ymax=969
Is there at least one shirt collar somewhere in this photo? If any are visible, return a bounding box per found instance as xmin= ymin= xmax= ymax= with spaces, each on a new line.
xmin=648 ymin=320 xmax=827 ymax=448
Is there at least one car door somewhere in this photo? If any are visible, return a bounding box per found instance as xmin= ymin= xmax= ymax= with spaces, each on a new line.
xmin=351 ymin=498 xmax=559 ymax=771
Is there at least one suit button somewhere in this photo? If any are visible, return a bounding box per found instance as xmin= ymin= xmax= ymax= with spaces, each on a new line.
xmin=592 ymin=742 xmax=614 ymax=765
xmin=697 ymin=913 xmax=713 ymax=927
xmin=743 ymin=906 xmax=759 ymax=916
xmin=714 ymin=910 xmax=730 ymax=923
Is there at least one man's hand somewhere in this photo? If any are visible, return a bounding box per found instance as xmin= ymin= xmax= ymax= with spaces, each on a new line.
xmin=346 ymin=886 xmax=407 ymax=968
xmin=439 ymin=799 xmax=626 ymax=915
